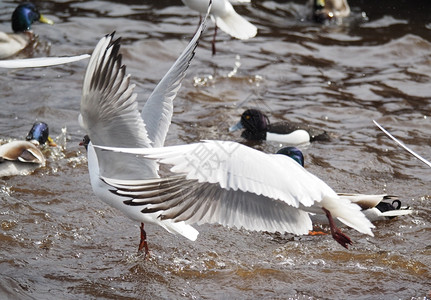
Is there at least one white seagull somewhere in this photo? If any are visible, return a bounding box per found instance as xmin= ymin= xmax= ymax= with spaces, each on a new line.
xmin=182 ymin=0 xmax=257 ymax=54
xmin=79 ymin=3 xmax=212 ymax=256
xmin=96 ymin=140 xmax=375 ymax=249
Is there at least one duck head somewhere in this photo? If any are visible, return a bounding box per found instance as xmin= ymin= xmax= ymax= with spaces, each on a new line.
xmin=11 ymin=3 xmax=54 ymax=33
xmin=276 ymin=147 xmax=305 ymax=167
xmin=26 ymin=121 xmax=56 ymax=146
xmin=229 ymin=109 xmax=269 ymax=140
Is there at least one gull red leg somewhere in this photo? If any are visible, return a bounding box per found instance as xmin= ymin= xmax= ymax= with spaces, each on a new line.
xmin=138 ymin=222 xmax=150 ymax=258
xmin=322 ymin=207 xmax=352 ymax=249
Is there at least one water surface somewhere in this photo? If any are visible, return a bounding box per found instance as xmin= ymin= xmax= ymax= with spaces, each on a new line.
xmin=0 ymin=0 xmax=430 ymax=299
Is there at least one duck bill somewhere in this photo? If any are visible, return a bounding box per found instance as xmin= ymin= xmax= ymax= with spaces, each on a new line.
xmin=315 ymin=0 xmax=325 ymax=8
xmin=39 ymin=14 xmax=54 ymax=25
xmin=47 ymin=136 xmax=57 ymax=147
xmin=229 ymin=121 xmax=244 ymax=132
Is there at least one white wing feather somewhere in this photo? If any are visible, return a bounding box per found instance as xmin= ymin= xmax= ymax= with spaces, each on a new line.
xmin=0 ymin=54 xmax=90 ymax=68
xmin=141 ymin=3 xmax=210 ymax=148
xmin=95 ymin=141 xmax=374 ymax=236
xmin=79 ymin=33 xmax=156 ymax=179
xmin=102 ymin=175 xmax=314 ymax=235
xmin=96 ymin=140 xmax=338 ymax=208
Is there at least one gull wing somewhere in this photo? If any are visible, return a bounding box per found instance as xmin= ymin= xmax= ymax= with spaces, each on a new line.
xmin=95 ymin=140 xmax=338 ymax=207
xmin=141 ymin=1 xmax=211 ymax=148
xmin=0 ymin=54 xmax=89 ymax=68
xmin=102 ymin=175 xmax=313 ymax=235
xmin=79 ymin=33 xmax=156 ymax=179
xmin=96 ymin=141 xmax=374 ymax=236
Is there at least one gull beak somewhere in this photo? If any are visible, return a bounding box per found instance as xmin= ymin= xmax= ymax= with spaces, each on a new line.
xmin=47 ymin=136 xmax=57 ymax=147
xmin=39 ymin=14 xmax=54 ymax=25
xmin=229 ymin=121 xmax=244 ymax=132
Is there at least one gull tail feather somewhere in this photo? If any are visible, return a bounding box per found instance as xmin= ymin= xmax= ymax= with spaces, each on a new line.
xmin=215 ymin=12 xmax=257 ymax=40
xmin=161 ymin=219 xmax=199 ymax=241
xmin=322 ymin=196 xmax=375 ymax=236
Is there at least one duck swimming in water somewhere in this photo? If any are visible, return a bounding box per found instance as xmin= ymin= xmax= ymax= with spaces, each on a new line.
xmin=0 ymin=3 xmax=54 ymax=59
xmin=229 ymin=109 xmax=330 ymax=145
xmin=0 ymin=121 xmax=56 ymax=177
xmin=309 ymin=0 xmax=350 ymax=24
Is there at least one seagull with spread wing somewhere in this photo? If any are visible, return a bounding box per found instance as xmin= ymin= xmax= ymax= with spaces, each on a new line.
xmin=79 ymin=3 xmax=212 ymax=257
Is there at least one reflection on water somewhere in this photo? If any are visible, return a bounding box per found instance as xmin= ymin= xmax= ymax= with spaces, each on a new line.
xmin=0 ymin=0 xmax=430 ymax=299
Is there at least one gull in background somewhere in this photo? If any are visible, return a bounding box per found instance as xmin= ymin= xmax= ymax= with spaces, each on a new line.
xmin=79 ymin=3 xmax=212 ymax=257
xmin=96 ymin=140 xmax=375 ymax=249
xmin=182 ymin=0 xmax=257 ymax=54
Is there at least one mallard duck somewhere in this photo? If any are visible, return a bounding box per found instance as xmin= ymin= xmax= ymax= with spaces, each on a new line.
xmin=309 ymin=0 xmax=350 ymax=23
xmin=78 ymin=5 xmax=212 ymax=257
xmin=0 ymin=121 xmax=55 ymax=177
xmin=0 ymin=3 xmax=54 ymax=59
xmin=276 ymin=147 xmax=413 ymax=222
xmin=182 ymin=0 xmax=257 ymax=54
xmin=229 ymin=109 xmax=330 ymax=144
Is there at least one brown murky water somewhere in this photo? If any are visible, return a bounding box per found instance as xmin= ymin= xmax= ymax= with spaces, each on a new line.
xmin=1 ymin=0 xmax=430 ymax=299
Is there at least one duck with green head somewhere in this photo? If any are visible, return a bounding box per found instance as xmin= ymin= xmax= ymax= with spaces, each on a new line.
xmin=0 ymin=122 xmax=56 ymax=177
xmin=0 ymin=3 xmax=54 ymax=59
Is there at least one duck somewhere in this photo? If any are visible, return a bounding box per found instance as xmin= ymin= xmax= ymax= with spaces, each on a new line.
xmin=96 ymin=140 xmax=375 ymax=249
xmin=229 ymin=109 xmax=330 ymax=145
xmin=78 ymin=4 xmax=212 ymax=257
xmin=0 ymin=121 xmax=55 ymax=177
xmin=0 ymin=3 xmax=54 ymax=59
xmin=374 ymin=120 xmax=431 ymax=168
xmin=309 ymin=0 xmax=351 ymax=24
xmin=276 ymin=147 xmax=413 ymax=222
xmin=182 ymin=0 xmax=257 ymax=55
